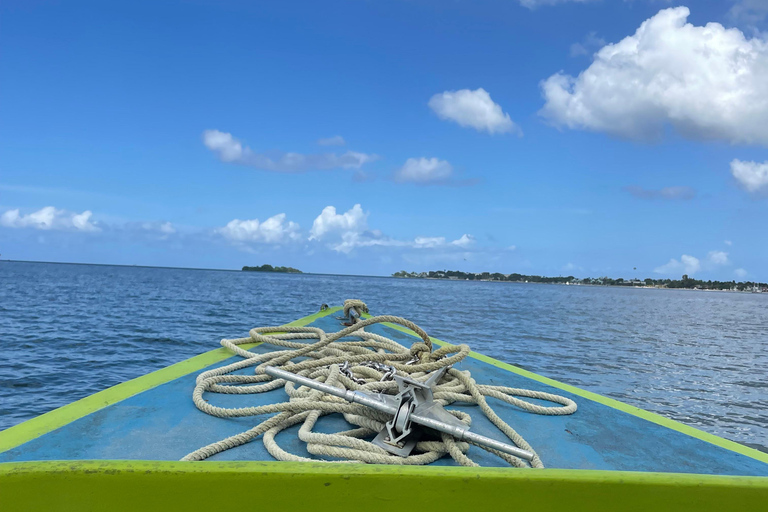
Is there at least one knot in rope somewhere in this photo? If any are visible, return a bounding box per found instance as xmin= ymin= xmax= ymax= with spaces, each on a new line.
xmin=343 ymin=299 xmax=369 ymax=318
xmin=409 ymin=342 xmax=433 ymax=363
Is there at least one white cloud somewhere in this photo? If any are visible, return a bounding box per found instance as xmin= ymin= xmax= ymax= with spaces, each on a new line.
xmin=71 ymin=211 xmax=97 ymax=231
xmin=540 ymin=7 xmax=768 ymax=145
xmin=735 ymin=268 xmax=748 ymax=278
xmin=731 ymin=159 xmax=768 ymax=192
xmin=331 ymin=233 xmax=474 ymax=253
xmin=0 ymin=206 xmax=185 ymax=242
xmin=725 ymin=240 xmax=733 ymax=246
xmin=411 ymin=236 xmax=444 ymax=249
xmin=451 ymin=234 xmax=475 ymax=248
xmin=394 ymin=157 xmax=454 ymax=184
xmin=217 ymin=213 xmax=300 ymax=244
xmin=624 ymin=186 xmax=696 ymax=200
xmin=309 ymin=204 xmax=475 ymax=254
xmin=0 ymin=206 xmax=99 ymax=232
xmin=203 ymin=130 xmax=375 ymax=172
xmin=655 ymin=250 xmax=732 ymax=276
xmin=309 ymin=204 xmax=368 ymax=241
xmin=707 ymin=251 xmax=730 ymax=265
xmin=654 ymin=254 xmax=701 ymax=276
xmin=203 ymin=130 xmax=244 ymax=161
xmin=570 ymin=31 xmax=606 ymax=57
xmin=317 ymin=136 xmax=346 ymax=146
xmin=428 ymin=88 xmax=520 ymax=135
xmin=332 ymin=233 xmax=475 ymax=254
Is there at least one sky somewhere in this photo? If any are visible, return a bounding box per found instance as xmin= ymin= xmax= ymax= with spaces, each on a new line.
xmin=1 ymin=0 xmax=768 ymax=280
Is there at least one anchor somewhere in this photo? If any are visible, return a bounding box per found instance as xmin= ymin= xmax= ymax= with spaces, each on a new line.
xmin=264 ymin=365 xmax=535 ymax=461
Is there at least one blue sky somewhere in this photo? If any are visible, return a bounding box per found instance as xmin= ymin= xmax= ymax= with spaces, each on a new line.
xmin=2 ymin=0 xmax=767 ymax=279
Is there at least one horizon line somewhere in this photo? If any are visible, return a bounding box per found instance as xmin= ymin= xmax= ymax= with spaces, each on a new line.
xmin=2 ymin=259 xmax=765 ymax=286
xmin=0 ymin=258 xmax=393 ymax=279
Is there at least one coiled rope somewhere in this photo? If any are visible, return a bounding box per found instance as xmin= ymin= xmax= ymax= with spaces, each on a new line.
xmin=183 ymin=300 xmax=577 ymax=467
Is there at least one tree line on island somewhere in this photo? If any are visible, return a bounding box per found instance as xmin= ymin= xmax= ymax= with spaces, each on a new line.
xmin=242 ymin=264 xmax=302 ymax=273
xmin=392 ymin=270 xmax=767 ymax=291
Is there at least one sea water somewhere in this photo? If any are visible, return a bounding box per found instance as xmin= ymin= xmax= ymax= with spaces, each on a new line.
xmin=1 ymin=261 xmax=766 ymax=452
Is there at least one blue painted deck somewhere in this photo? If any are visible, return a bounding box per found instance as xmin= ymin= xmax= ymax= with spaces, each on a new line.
xmin=2 ymin=314 xmax=767 ymax=476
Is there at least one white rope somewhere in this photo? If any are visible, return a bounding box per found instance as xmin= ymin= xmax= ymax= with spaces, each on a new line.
xmin=182 ymin=300 xmax=577 ymax=467
xmin=343 ymin=298 xmax=368 ymax=319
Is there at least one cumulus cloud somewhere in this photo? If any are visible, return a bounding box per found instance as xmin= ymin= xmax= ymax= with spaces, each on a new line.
xmin=570 ymin=31 xmax=606 ymax=57
xmin=731 ymin=159 xmax=768 ymax=192
xmin=0 ymin=206 xmax=99 ymax=232
xmin=317 ymin=136 xmax=346 ymax=146
xmin=654 ymin=254 xmax=701 ymax=276
xmin=309 ymin=204 xmax=368 ymax=241
xmin=394 ymin=157 xmax=454 ymax=184
xmin=735 ymin=268 xmax=748 ymax=278
xmin=308 ymin=204 xmax=475 ymax=254
xmin=203 ymin=130 xmax=375 ymax=172
xmin=428 ymin=88 xmax=520 ymax=135
xmin=540 ymin=7 xmax=768 ymax=145
xmin=725 ymin=240 xmax=733 ymax=246
xmin=0 ymin=206 xmax=187 ymax=243
xmin=451 ymin=234 xmax=476 ymax=248
xmin=654 ymin=250 xmax=732 ymax=276
xmin=624 ymin=186 xmax=696 ymax=200
xmin=217 ymin=213 xmax=300 ymax=244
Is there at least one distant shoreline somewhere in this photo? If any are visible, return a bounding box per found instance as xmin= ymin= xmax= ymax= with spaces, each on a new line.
xmin=242 ymin=265 xmax=302 ymax=274
xmin=2 ymin=260 xmax=766 ymax=292
xmin=405 ymin=277 xmax=760 ymax=293
xmin=393 ymin=270 xmax=768 ymax=293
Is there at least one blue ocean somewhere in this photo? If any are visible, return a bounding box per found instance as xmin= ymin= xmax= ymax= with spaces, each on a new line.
xmin=1 ymin=261 xmax=766 ymax=453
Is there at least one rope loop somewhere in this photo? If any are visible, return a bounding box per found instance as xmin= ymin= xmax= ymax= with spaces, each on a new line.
xmin=183 ymin=301 xmax=577 ymax=467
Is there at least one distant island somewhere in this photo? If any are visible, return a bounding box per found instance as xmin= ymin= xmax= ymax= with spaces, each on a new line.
xmin=242 ymin=264 xmax=302 ymax=274
xmin=392 ymin=270 xmax=767 ymax=292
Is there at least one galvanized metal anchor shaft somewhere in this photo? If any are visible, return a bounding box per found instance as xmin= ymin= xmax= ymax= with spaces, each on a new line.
xmin=264 ymin=365 xmax=535 ymax=461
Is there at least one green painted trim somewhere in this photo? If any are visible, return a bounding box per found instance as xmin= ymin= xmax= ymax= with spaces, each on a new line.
xmin=1 ymin=461 xmax=766 ymax=512
xmin=368 ymin=315 xmax=768 ymax=465
xmin=0 ymin=307 xmax=341 ymax=453
xmin=1 ymin=459 xmax=767 ymax=482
